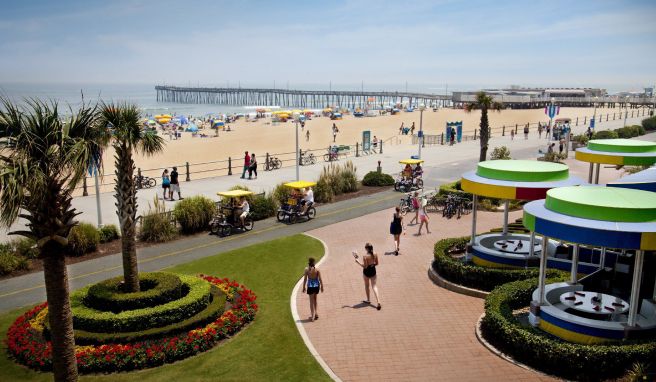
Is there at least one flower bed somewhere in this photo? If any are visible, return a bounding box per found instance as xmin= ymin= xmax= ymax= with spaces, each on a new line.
xmin=6 ymin=275 xmax=258 ymax=373
xmin=481 ymin=278 xmax=656 ymax=380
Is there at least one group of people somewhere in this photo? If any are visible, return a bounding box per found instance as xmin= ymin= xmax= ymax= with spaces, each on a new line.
xmin=399 ymin=122 xmax=416 ymax=135
xmin=241 ymin=151 xmax=258 ymax=180
xmin=291 ymin=186 xmax=314 ymax=215
xmin=161 ymin=167 xmax=183 ymax=201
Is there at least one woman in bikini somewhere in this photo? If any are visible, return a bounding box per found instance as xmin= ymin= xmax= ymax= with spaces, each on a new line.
xmin=353 ymin=243 xmax=381 ymax=310
xmin=302 ymin=257 xmax=324 ymax=321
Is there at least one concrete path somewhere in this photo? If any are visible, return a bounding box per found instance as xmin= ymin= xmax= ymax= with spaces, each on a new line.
xmin=295 ymin=208 xmax=554 ymax=382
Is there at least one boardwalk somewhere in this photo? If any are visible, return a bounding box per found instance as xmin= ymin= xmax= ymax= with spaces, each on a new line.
xmin=295 ymin=208 xmax=554 ymax=381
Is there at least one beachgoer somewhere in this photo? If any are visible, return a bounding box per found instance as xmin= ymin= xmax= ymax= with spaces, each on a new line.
xmin=238 ymin=196 xmax=250 ymax=227
xmin=302 ymin=186 xmax=314 ymax=214
xmin=547 ymin=143 xmax=555 ymax=154
xmin=546 ymin=125 xmax=551 ymax=139
xmin=403 ymin=163 xmax=412 ymax=179
xmin=372 ymin=135 xmax=378 ymax=151
xmin=332 ymin=123 xmax=338 ymax=142
xmin=170 ymin=166 xmax=183 ymax=200
xmin=353 ymin=243 xmax=381 ymax=310
xmin=450 ymin=127 xmax=456 ymax=145
xmin=409 ymin=191 xmax=420 ymax=225
xmin=399 ymin=122 xmax=404 ymax=135
xmin=302 ymin=257 xmax=324 ymax=321
xmin=306 ymin=130 xmax=310 ymax=141
xmin=559 ymin=139 xmax=564 ymax=154
xmin=240 ymin=151 xmax=250 ymax=179
xmin=390 ymin=206 xmax=404 ymax=255
xmin=410 ymin=122 xmax=415 ymax=135
xmin=161 ymin=169 xmax=171 ymax=200
xmin=538 ymin=124 xmax=543 ymax=138
xmin=524 ymin=126 xmax=529 ymax=139
xmin=248 ymin=153 xmax=258 ymax=179
xmin=417 ymin=198 xmax=431 ymax=235
xmin=510 ymin=129 xmax=515 ymax=140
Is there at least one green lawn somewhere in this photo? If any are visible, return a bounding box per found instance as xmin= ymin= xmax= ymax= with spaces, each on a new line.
xmin=0 ymin=234 xmax=331 ymax=382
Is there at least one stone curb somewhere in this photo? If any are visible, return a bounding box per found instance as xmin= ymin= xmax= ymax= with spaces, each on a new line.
xmin=474 ymin=313 xmax=556 ymax=380
xmin=427 ymin=264 xmax=489 ymax=299
xmin=289 ymin=233 xmax=343 ymax=382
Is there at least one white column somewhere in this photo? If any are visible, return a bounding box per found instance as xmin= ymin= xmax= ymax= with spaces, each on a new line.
xmin=600 ymin=247 xmax=607 ymax=270
xmin=627 ymin=250 xmax=644 ymax=327
xmin=570 ymin=244 xmax=579 ymax=284
xmin=502 ymin=200 xmax=509 ymax=235
xmin=470 ymin=195 xmax=478 ymax=246
xmin=537 ymin=235 xmax=549 ymax=305
xmin=527 ymin=231 xmax=536 ymax=269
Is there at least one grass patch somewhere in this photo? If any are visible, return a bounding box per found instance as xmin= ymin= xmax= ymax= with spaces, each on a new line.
xmin=0 ymin=234 xmax=329 ymax=382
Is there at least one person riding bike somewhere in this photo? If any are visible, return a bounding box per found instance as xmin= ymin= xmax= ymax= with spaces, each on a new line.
xmin=301 ymin=187 xmax=314 ymax=215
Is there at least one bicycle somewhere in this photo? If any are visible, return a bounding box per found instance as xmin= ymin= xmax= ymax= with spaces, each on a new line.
xmin=399 ymin=193 xmax=417 ymax=216
xmin=264 ymin=155 xmax=282 ymax=171
xmin=134 ymin=175 xmax=156 ymax=189
xmin=300 ymin=152 xmax=316 ymax=166
xmin=323 ymin=151 xmax=339 ymax=162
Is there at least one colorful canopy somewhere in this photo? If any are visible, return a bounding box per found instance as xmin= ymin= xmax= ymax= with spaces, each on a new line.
xmin=523 ymin=186 xmax=656 ymax=250
xmin=461 ymin=160 xmax=582 ymax=200
xmin=217 ymin=190 xmax=254 ymax=198
xmin=608 ymin=166 xmax=656 ymax=192
xmin=399 ymin=159 xmax=424 ymax=165
xmin=284 ymin=181 xmax=316 ymax=189
xmin=575 ymin=139 xmax=656 ymax=166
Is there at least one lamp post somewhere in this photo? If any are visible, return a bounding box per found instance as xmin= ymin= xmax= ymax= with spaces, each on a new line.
xmin=592 ymin=96 xmax=598 ymax=127
xmin=549 ymin=97 xmax=555 ymax=138
xmin=417 ymin=104 xmax=426 ymax=159
xmin=623 ymin=95 xmax=630 ymax=128
xmin=295 ymin=119 xmax=299 ymax=181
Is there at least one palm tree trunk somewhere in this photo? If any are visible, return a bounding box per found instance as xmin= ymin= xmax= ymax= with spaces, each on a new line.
xmin=42 ymin=254 xmax=78 ymax=382
xmin=479 ymin=107 xmax=489 ymax=162
xmin=115 ymin=144 xmax=140 ymax=292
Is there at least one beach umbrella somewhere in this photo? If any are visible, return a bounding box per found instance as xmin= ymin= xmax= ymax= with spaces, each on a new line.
xmin=147 ymin=119 xmax=157 ymax=125
xmin=188 ymin=123 xmax=199 ymax=132
xmin=179 ymin=115 xmax=188 ymax=124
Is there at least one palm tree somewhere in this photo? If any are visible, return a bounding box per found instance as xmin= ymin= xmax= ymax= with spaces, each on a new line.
xmin=464 ymin=92 xmax=503 ymax=162
xmin=101 ymin=103 xmax=164 ymax=292
xmin=0 ymin=98 xmax=107 ymax=382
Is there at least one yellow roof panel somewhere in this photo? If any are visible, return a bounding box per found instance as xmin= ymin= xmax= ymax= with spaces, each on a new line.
xmin=284 ymin=181 xmax=317 ymax=189
xmin=217 ymin=190 xmax=254 ymax=197
xmin=399 ymin=159 xmax=424 ymax=165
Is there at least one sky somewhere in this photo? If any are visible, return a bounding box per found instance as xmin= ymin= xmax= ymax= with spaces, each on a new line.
xmin=0 ymin=0 xmax=655 ymax=91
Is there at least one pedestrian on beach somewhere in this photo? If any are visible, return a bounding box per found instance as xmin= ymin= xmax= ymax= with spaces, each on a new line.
xmin=417 ymin=198 xmax=431 ymax=235
xmin=450 ymin=127 xmax=456 ymax=145
xmin=302 ymin=257 xmax=324 ymax=322
xmin=510 ymin=129 xmax=515 ymax=140
xmin=409 ymin=191 xmax=420 ymax=225
xmin=399 ymin=122 xmax=404 ymax=135
xmin=410 ymin=122 xmax=415 ymax=135
xmin=240 ymin=151 xmax=250 ymax=179
xmin=248 ymin=153 xmax=258 ymax=179
xmin=372 ymin=135 xmax=378 ymax=151
xmin=390 ymin=206 xmax=404 ymax=255
xmin=332 ymin=123 xmax=338 ymax=142
xmin=306 ymin=130 xmax=310 ymax=141
xmin=161 ymin=169 xmax=171 ymax=200
xmin=524 ymin=125 xmax=529 ymax=139
xmin=538 ymin=124 xmax=543 ymax=138
xmin=559 ymin=139 xmax=565 ymax=155
xmin=170 ymin=166 xmax=183 ymax=201
xmin=353 ymin=243 xmax=381 ymax=310
xmin=546 ymin=125 xmax=551 ymax=140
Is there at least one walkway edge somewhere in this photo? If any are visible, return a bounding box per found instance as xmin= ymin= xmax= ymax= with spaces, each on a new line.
xmin=290 ymin=233 xmax=343 ymax=382
xmin=474 ymin=313 xmax=554 ymax=379
xmin=427 ymin=264 xmax=489 ymax=299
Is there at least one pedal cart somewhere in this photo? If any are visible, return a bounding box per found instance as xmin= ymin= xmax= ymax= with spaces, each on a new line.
xmin=210 ymin=190 xmax=254 ymax=236
xmin=395 ymin=159 xmax=424 ymax=192
xmin=276 ymin=181 xmax=317 ymax=224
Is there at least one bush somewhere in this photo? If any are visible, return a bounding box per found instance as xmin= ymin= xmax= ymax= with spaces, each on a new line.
xmin=173 ymin=195 xmax=216 ymax=234
xmin=340 ymin=161 xmax=358 ymax=193
xmin=490 ymin=146 xmax=511 ymax=160
xmin=314 ymin=175 xmax=334 ymax=203
xmin=616 ymin=125 xmax=642 ymax=139
xmin=84 ymin=272 xmax=184 ymax=312
xmin=438 ymin=181 xmax=473 ymax=202
xmin=250 ymin=194 xmax=278 ymax=220
xmin=67 ymin=223 xmax=100 ymax=257
xmin=642 ymin=116 xmax=656 ymax=131
xmin=432 ymin=236 xmax=564 ymax=291
xmin=543 ymin=152 xmax=567 ymax=163
xmin=271 ymin=182 xmax=292 ymax=206
xmin=98 ymin=224 xmax=120 ymax=243
xmin=12 ymin=238 xmax=39 ymax=259
xmin=592 ymin=129 xmax=619 ymax=139
xmin=481 ymin=278 xmax=656 ymax=381
xmin=0 ymin=243 xmax=29 ymax=275
xmin=362 ymin=171 xmax=395 ymax=186
xmin=572 ymin=134 xmax=589 ymax=146
xmin=71 ymin=274 xmax=212 ymax=333
xmin=139 ymin=197 xmax=178 ymax=242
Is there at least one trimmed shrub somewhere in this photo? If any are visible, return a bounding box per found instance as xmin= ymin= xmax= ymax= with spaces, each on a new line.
xmin=173 ymin=195 xmax=216 ymax=234
xmin=592 ymin=129 xmax=619 ymax=139
xmin=84 ymin=272 xmax=183 ymax=312
xmin=616 ymin=125 xmax=642 ymax=139
xmin=0 ymin=243 xmax=29 ymax=275
xmin=490 ymin=146 xmax=511 ymax=160
xmin=362 ymin=171 xmax=395 ymax=186
xmin=481 ymin=278 xmax=656 ymax=381
xmin=250 ymin=194 xmax=278 ymax=220
xmin=98 ymin=224 xmax=120 ymax=243
xmin=139 ymin=197 xmax=178 ymax=242
xmin=432 ymin=236 xmax=564 ymax=291
xmin=272 ymin=182 xmax=292 ymax=206
xmin=12 ymin=238 xmax=39 ymax=259
xmin=67 ymin=223 xmax=100 ymax=257
xmin=543 ymin=152 xmax=567 ymax=163
xmin=71 ymin=274 xmax=212 ymax=333
xmin=438 ymin=180 xmax=473 ymax=202
xmin=642 ymin=116 xmax=656 ymax=131
xmin=73 ymin=287 xmax=226 ymax=344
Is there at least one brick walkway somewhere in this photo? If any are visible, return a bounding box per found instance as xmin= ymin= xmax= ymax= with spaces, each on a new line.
xmin=296 ymin=208 xmax=555 ymax=382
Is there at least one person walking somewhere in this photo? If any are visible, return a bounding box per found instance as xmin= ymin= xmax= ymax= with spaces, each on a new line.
xmin=248 ymin=153 xmax=258 ymax=179
xmin=546 ymin=125 xmax=551 ymax=140
xmin=399 ymin=122 xmax=404 ymax=135
xmin=170 ymin=166 xmax=183 ymax=201
xmin=161 ymin=169 xmax=171 ymax=200
xmin=409 ymin=191 xmax=420 ymax=225
xmin=389 ymin=206 xmax=404 ymax=255
xmin=523 ymin=125 xmax=529 ymax=139
xmin=302 ymin=257 xmax=324 ymax=321
xmin=306 ymin=130 xmax=310 ymax=141
xmin=332 ymin=123 xmax=338 ymax=142
xmin=353 ymin=243 xmax=381 ymax=310
xmin=410 ymin=122 xmax=415 ymax=135
xmin=417 ymin=198 xmax=431 ymax=235
xmin=538 ymin=124 xmax=543 ymax=138
xmin=240 ymin=151 xmax=250 ymax=179
xmin=559 ymin=138 xmax=565 ymax=155
xmin=510 ymin=129 xmax=515 ymax=140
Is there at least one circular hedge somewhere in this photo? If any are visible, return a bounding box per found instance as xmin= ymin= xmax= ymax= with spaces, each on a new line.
xmin=7 ymin=275 xmax=258 ymax=373
xmin=71 ymin=274 xmax=212 ymax=333
xmin=432 ymin=236 xmax=565 ymax=292
xmin=362 ymin=171 xmax=395 ymax=186
xmin=481 ymin=278 xmax=656 ymax=381
xmin=85 ymin=272 xmax=183 ymax=312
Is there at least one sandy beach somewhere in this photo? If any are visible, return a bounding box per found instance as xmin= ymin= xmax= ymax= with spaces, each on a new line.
xmin=88 ymin=105 xmax=630 ymax=194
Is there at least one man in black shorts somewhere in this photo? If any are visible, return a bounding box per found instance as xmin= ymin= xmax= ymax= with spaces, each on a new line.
xmin=170 ymin=166 xmax=183 ymax=201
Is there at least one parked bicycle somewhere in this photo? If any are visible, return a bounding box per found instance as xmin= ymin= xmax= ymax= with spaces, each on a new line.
xmin=134 ymin=175 xmax=156 ymax=189
xmin=442 ymin=194 xmax=472 ymax=219
xmin=299 ymin=150 xmax=316 ymax=166
xmin=399 ymin=193 xmax=417 ymax=216
xmin=264 ymin=155 xmax=282 ymax=171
